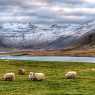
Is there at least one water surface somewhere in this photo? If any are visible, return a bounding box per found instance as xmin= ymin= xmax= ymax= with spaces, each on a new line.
xmin=0 ymin=55 xmax=95 ymax=63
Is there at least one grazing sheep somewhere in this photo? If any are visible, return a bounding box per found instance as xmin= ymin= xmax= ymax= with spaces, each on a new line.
xmin=65 ymin=71 xmax=77 ymax=79
xmin=29 ymin=72 xmax=45 ymax=81
xmin=3 ymin=73 xmax=15 ymax=81
xmin=18 ymin=68 xmax=25 ymax=75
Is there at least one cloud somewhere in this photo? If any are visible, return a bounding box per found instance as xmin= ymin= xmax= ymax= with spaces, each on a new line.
xmin=0 ymin=0 xmax=95 ymax=24
xmin=84 ymin=0 xmax=95 ymax=3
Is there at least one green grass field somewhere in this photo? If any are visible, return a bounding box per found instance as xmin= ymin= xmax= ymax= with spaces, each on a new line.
xmin=0 ymin=60 xmax=95 ymax=95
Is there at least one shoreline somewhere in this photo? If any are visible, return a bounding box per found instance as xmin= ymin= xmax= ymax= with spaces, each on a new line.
xmin=0 ymin=48 xmax=95 ymax=57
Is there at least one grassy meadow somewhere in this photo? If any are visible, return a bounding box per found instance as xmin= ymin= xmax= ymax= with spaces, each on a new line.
xmin=0 ymin=60 xmax=95 ymax=94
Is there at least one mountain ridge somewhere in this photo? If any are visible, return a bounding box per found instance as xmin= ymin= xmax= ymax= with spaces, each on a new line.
xmin=0 ymin=21 xmax=95 ymax=50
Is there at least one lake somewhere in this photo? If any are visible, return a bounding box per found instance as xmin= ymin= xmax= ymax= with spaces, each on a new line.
xmin=0 ymin=55 xmax=95 ymax=63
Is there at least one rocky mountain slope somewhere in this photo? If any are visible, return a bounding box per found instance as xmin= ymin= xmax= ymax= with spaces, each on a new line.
xmin=0 ymin=21 xmax=95 ymax=50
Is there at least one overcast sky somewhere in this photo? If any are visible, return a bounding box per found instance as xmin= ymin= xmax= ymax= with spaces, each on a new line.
xmin=0 ymin=0 xmax=95 ymax=24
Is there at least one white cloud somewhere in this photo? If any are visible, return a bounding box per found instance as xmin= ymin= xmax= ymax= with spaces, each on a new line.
xmin=0 ymin=0 xmax=95 ymax=24
xmin=84 ymin=0 xmax=95 ymax=3
xmin=0 ymin=16 xmax=31 ymax=22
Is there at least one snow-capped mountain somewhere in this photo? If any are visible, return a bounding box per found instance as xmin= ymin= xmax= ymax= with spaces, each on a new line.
xmin=0 ymin=21 xmax=95 ymax=49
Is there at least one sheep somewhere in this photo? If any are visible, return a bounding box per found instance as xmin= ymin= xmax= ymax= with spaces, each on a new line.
xmin=65 ymin=71 xmax=77 ymax=79
xmin=3 ymin=72 xmax=15 ymax=81
xmin=29 ymin=72 xmax=45 ymax=81
xmin=18 ymin=68 xmax=25 ymax=75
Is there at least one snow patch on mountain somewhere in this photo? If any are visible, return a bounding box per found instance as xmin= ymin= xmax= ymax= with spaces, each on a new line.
xmin=0 ymin=21 xmax=95 ymax=49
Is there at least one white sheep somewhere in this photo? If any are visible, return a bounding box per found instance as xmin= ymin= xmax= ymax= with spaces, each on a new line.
xmin=65 ymin=71 xmax=77 ymax=79
xmin=18 ymin=68 xmax=25 ymax=75
xmin=3 ymin=72 xmax=15 ymax=81
xmin=29 ymin=72 xmax=45 ymax=81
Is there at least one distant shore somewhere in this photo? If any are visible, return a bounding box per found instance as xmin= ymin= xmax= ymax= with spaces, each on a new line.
xmin=0 ymin=48 xmax=95 ymax=56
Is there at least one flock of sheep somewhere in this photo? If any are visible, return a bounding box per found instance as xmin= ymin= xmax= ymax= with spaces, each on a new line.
xmin=3 ymin=68 xmax=77 ymax=81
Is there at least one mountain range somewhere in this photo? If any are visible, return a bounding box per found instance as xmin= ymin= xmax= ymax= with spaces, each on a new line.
xmin=0 ymin=21 xmax=95 ymax=50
